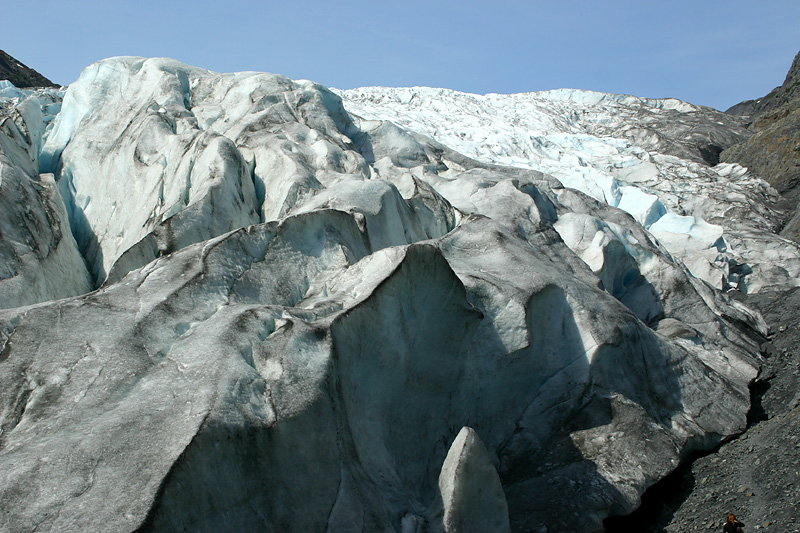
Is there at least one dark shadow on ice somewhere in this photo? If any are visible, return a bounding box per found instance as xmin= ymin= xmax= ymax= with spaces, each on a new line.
xmin=697 ymin=142 xmax=723 ymax=166
xmin=352 ymin=129 xmax=376 ymax=165
xmin=603 ymin=455 xmax=698 ymax=532
xmin=598 ymin=239 xmax=665 ymax=327
xmin=350 ymin=121 xmax=431 ymax=169
xmin=136 ymin=245 xmax=484 ymax=532
xmin=134 ymin=401 xmax=345 ymax=532
xmin=328 ymin=243 xmax=485 ymax=531
xmin=68 ymin=197 xmax=105 ymax=286
xmin=496 ymin=279 xmax=689 ymax=531
xmin=53 ymin=165 xmax=106 ymax=286
xmin=135 ymin=238 xmax=690 ymax=533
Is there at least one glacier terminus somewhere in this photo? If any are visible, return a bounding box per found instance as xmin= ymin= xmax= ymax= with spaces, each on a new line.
xmin=1 ymin=56 xmax=799 ymax=532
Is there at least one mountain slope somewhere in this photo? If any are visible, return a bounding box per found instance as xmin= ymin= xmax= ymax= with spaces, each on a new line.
xmin=726 ymin=51 xmax=800 ymax=120
xmin=0 ymin=50 xmax=58 ymax=88
xmin=722 ymin=51 xmax=800 ymax=241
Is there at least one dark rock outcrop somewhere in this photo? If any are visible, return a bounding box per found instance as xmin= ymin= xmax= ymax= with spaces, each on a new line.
xmin=726 ymin=51 xmax=800 ymax=121
xmin=722 ymin=51 xmax=800 ymax=242
xmin=0 ymin=50 xmax=58 ymax=88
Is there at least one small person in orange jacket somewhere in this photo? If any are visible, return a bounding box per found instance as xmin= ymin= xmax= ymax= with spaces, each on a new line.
xmin=723 ymin=513 xmax=744 ymax=533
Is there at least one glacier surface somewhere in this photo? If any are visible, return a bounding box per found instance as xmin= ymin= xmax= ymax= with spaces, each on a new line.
xmin=336 ymin=86 xmax=800 ymax=293
xmin=1 ymin=58 xmax=798 ymax=532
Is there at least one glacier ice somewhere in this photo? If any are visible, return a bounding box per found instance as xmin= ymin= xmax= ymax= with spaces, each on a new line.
xmin=0 ymin=56 xmax=798 ymax=532
xmin=435 ymin=427 xmax=510 ymax=533
xmin=0 ymin=86 xmax=91 ymax=308
xmin=337 ymin=85 xmax=800 ymax=293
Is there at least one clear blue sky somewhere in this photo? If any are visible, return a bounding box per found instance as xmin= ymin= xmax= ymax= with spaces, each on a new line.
xmin=4 ymin=0 xmax=799 ymax=110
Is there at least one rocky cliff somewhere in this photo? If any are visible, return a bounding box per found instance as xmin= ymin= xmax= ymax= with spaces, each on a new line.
xmin=722 ymin=51 xmax=800 ymax=242
xmin=726 ymin=51 xmax=800 ymax=120
xmin=0 ymin=50 xmax=58 ymax=89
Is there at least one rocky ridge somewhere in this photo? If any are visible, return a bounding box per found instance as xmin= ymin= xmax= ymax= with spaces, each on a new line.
xmin=0 ymin=50 xmax=58 ymax=89
xmin=726 ymin=51 xmax=800 ymax=120
xmin=722 ymin=51 xmax=800 ymax=242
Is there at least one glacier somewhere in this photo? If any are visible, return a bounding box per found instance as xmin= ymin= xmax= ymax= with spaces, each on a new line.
xmin=1 ymin=56 xmax=799 ymax=532
xmin=336 ymin=85 xmax=800 ymax=293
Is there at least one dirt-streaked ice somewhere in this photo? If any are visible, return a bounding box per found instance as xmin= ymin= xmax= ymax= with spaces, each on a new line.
xmin=0 ymin=58 xmax=796 ymax=532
